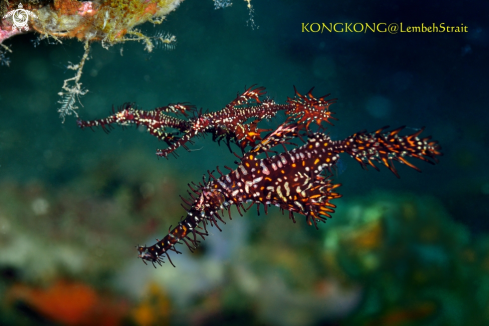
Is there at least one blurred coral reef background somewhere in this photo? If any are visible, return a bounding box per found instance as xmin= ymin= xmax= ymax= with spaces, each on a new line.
xmin=1 ymin=0 xmax=489 ymax=325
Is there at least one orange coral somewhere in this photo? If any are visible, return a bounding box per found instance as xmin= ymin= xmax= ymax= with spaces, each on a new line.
xmin=7 ymin=280 xmax=128 ymax=326
xmin=54 ymin=0 xmax=81 ymax=16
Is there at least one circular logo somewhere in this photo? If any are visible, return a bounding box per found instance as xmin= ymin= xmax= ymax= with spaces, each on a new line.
xmin=3 ymin=3 xmax=38 ymax=32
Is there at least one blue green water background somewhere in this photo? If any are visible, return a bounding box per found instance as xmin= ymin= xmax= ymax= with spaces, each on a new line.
xmin=0 ymin=0 xmax=488 ymax=325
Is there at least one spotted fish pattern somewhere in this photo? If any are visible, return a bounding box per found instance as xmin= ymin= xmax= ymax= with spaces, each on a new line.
xmin=137 ymin=121 xmax=441 ymax=267
xmin=77 ymin=86 xmax=337 ymax=157
xmin=74 ymin=86 xmax=441 ymax=268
